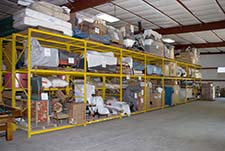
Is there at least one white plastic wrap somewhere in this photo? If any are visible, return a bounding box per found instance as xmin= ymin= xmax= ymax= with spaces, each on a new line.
xmin=90 ymin=96 xmax=110 ymax=115
xmin=30 ymin=1 xmax=70 ymax=21
xmin=42 ymin=77 xmax=52 ymax=88
xmin=74 ymin=83 xmax=95 ymax=103
xmin=13 ymin=8 xmax=72 ymax=36
xmin=24 ymin=38 xmax=59 ymax=68
xmin=144 ymin=29 xmax=162 ymax=40
xmin=86 ymin=51 xmax=117 ymax=68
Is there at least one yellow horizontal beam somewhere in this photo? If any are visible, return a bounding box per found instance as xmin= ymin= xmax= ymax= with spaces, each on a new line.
xmin=31 ymin=124 xmax=84 ymax=136
xmin=86 ymin=115 xmax=120 ymax=124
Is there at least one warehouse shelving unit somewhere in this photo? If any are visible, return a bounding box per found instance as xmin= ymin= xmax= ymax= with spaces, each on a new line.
xmin=0 ymin=28 xmax=201 ymax=138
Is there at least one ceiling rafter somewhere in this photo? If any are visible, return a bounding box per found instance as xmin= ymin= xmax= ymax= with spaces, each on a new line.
xmin=111 ymin=2 xmax=162 ymax=28
xmin=215 ymin=0 xmax=225 ymax=14
xmin=156 ymin=20 xmax=225 ymax=35
xmin=211 ymin=30 xmax=224 ymax=42
xmin=176 ymin=0 xmax=204 ymax=23
xmin=65 ymin=0 xmax=112 ymax=13
xmin=142 ymin=0 xmax=182 ymax=26
xmin=175 ymin=41 xmax=225 ymax=49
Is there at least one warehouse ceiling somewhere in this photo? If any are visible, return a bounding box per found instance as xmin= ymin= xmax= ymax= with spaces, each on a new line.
xmin=0 ymin=0 xmax=225 ymax=54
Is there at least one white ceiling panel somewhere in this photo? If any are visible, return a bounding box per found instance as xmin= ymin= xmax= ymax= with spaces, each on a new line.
xmin=182 ymin=0 xmax=225 ymax=23
xmin=194 ymin=31 xmax=222 ymax=42
xmin=218 ymin=0 xmax=225 ymax=9
xmin=202 ymin=48 xmax=221 ymax=52
xmin=198 ymin=48 xmax=210 ymax=53
xmin=213 ymin=29 xmax=225 ymax=40
xmin=177 ymin=33 xmax=206 ymax=43
xmin=163 ymin=34 xmax=190 ymax=44
xmin=113 ymin=0 xmax=179 ymax=28
xmin=144 ymin=0 xmax=201 ymax=25
xmin=217 ymin=47 xmax=225 ymax=51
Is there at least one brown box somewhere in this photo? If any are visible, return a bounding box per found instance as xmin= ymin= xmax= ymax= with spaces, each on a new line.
xmin=68 ymin=102 xmax=86 ymax=124
xmin=164 ymin=64 xmax=170 ymax=76
xmin=171 ymin=85 xmax=180 ymax=105
xmin=169 ymin=62 xmax=177 ymax=76
xmin=70 ymin=12 xmax=76 ymax=29
xmin=137 ymin=96 xmax=144 ymax=111
xmin=146 ymin=91 xmax=162 ymax=109
xmin=150 ymin=93 xmax=162 ymax=108
xmin=79 ymin=20 xmax=106 ymax=36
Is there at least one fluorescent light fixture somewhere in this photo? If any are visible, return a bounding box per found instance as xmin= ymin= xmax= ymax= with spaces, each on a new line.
xmin=96 ymin=13 xmax=119 ymax=23
xmin=217 ymin=67 xmax=225 ymax=73
xmin=162 ymin=38 xmax=175 ymax=43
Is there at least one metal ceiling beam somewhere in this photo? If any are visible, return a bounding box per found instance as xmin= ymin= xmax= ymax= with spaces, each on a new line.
xmin=216 ymin=0 xmax=225 ymax=14
xmin=200 ymin=52 xmax=225 ymax=55
xmin=156 ymin=20 xmax=225 ymax=35
xmin=111 ymin=2 xmax=162 ymax=28
xmin=175 ymin=41 xmax=225 ymax=49
xmin=176 ymin=0 xmax=203 ymax=23
xmin=142 ymin=0 xmax=182 ymax=26
xmin=65 ymin=0 xmax=112 ymax=13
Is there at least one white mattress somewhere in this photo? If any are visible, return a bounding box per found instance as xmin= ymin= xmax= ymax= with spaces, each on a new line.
xmin=13 ymin=8 xmax=71 ymax=29
xmin=13 ymin=16 xmax=73 ymax=36
xmin=30 ymin=1 xmax=70 ymax=21
xmin=86 ymin=51 xmax=117 ymax=68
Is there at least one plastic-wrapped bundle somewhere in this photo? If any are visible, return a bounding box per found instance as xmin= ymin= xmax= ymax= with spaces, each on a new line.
xmin=24 ymin=38 xmax=59 ymax=68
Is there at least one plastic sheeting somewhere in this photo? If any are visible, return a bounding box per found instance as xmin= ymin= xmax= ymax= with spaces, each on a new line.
xmin=74 ymin=83 xmax=95 ymax=103
xmin=24 ymin=38 xmax=59 ymax=68
xmin=86 ymin=51 xmax=117 ymax=68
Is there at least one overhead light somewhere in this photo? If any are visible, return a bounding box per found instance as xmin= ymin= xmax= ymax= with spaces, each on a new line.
xmin=96 ymin=13 xmax=119 ymax=23
xmin=162 ymin=38 xmax=175 ymax=43
xmin=217 ymin=67 xmax=225 ymax=73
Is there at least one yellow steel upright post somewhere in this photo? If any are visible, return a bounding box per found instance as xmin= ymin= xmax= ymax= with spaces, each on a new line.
xmin=119 ymin=49 xmax=123 ymax=102
xmin=144 ymin=55 xmax=147 ymax=112
xmin=102 ymin=76 xmax=106 ymax=100
xmin=11 ymin=34 xmax=16 ymax=107
xmin=119 ymin=49 xmax=123 ymax=118
xmin=0 ymin=38 xmax=2 ymax=102
xmin=65 ymin=44 xmax=70 ymax=96
xmin=161 ymin=59 xmax=165 ymax=109
xmin=27 ymin=29 xmax=32 ymax=138
xmin=83 ymin=41 xmax=87 ymax=126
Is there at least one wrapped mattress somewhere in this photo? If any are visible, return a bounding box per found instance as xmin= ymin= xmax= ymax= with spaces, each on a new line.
xmin=13 ymin=8 xmax=72 ymax=36
xmin=144 ymin=39 xmax=164 ymax=57
xmin=86 ymin=51 xmax=117 ymax=69
xmin=24 ymin=38 xmax=59 ymax=68
xmin=30 ymin=1 xmax=70 ymax=21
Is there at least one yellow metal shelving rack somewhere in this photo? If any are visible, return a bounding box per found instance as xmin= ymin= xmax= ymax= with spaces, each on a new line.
xmin=0 ymin=28 xmax=201 ymax=138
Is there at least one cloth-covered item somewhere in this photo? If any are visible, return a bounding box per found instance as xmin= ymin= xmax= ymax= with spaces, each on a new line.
xmin=106 ymin=99 xmax=131 ymax=116
xmin=74 ymin=83 xmax=95 ymax=103
xmin=123 ymin=85 xmax=142 ymax=112
xmin=24 ymin=38 xmax=59 ymax=68
xmin=86 ymin=51 xmax=117 ymax=68
xmin=90 ymin=96 xmax=110 ymax=115
xmin=30 ymin=1 xmax=70 ymax=21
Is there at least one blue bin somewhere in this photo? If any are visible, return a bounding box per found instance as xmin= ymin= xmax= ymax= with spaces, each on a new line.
xmin=164 ymin=86 xmax=173 ymax=106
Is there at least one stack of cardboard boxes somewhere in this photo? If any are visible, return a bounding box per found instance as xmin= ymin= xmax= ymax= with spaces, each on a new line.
xmin=201 ymin=83 xmax=215 ymax=101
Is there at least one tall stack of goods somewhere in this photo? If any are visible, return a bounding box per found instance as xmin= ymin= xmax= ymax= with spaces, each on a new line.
xmin=201 ymin=83 xmax=215 ymax=101
xmin=13 ymin=1 xmax=73 ymax=36
xmin=175 ymin=47 xmax=200 ymax=64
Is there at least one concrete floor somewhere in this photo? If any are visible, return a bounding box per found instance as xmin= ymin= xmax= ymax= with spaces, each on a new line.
xmin=1 ymin=99 xmax=225 ymax=151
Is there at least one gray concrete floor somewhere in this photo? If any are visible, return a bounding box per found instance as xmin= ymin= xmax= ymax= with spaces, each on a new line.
xmin=1 ymin=99 xmax=225 ymax=151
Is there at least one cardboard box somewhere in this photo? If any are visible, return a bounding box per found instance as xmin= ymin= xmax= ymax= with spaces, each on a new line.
xmin=169 ymin=62 xmax=177 ymax=76
xmin=171 ymin=85 xmax=180 ymax=105
xmin=68 ymin=102 xmax=86 ymax=124
xmin=70 ymin=12 xmax=76 ymax=29
xmin=164 ymin=64 xmax=170 ymax=76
